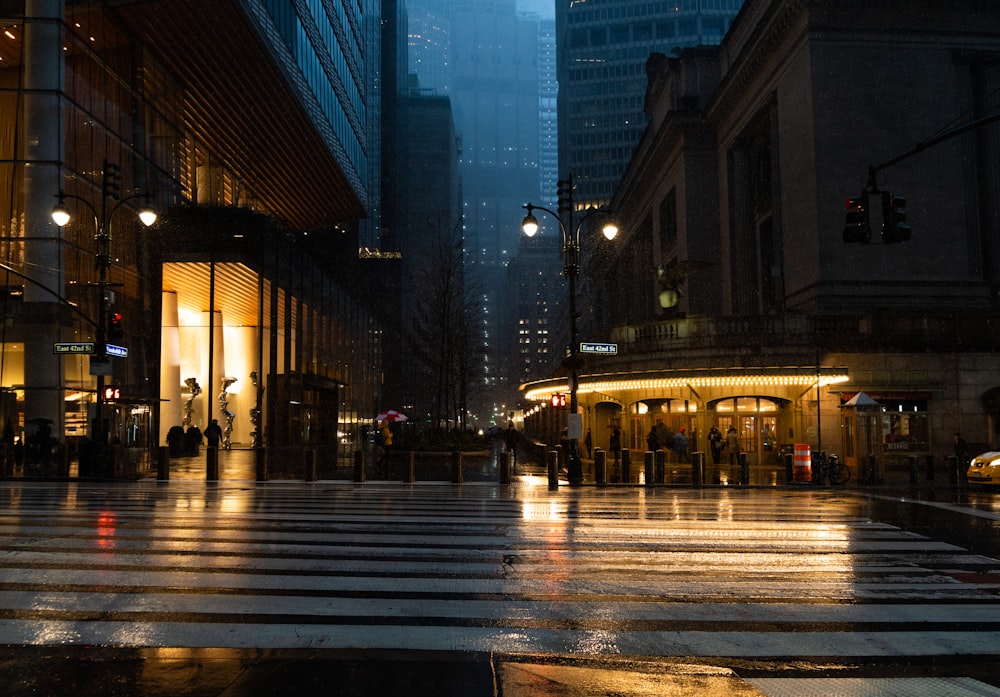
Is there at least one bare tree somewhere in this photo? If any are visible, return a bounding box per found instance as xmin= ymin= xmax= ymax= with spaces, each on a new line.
xmin=408 ymin=216 xmax=485 ymax=428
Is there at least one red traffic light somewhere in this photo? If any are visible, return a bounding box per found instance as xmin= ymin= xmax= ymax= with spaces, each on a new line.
xmin=550 ymin=393 xmax=566 ymax=408
xmin=108 ymin=311 xmax=124 ymax=340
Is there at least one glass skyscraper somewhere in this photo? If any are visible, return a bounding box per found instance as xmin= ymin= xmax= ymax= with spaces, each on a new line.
xmin=557 ymin=0 xmax=744 ymax=206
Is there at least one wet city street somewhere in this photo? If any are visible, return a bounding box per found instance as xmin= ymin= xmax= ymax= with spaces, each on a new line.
xmin=1 ymin=457 xmax=999 ymax=695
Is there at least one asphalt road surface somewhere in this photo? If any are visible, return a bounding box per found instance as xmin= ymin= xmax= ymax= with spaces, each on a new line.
xmin=1 ymin=471 xmax=999 ymax=696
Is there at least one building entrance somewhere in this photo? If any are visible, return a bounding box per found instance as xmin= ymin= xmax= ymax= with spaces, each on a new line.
xmin=711 ymin=397 xmax=787 ymax=485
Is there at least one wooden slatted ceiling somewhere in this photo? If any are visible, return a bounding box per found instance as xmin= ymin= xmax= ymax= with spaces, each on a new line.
xmin=111 ymin=0 xmax=366 ymax=231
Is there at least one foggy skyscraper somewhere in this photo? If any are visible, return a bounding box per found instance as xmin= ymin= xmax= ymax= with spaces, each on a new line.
xmin=407 ymin=0 xmax=544 ymax=421
xmin=557 ymin=0 xmax=745 ymax=206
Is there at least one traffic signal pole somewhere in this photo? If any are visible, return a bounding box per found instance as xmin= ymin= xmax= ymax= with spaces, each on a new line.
xmin=845 ymin=108 xmax=1000 ymax=245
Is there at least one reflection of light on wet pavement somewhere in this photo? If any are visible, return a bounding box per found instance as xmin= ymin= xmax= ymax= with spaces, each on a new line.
xmin=521 ymin=501 xmax=564 ymax=521
xmin=573 ymin=630 xmax=621 ymax=654
xmin=96 ymin=512 xmax=116 ymax=550
xmin=32 ymin=622 xmax=81 ymax=644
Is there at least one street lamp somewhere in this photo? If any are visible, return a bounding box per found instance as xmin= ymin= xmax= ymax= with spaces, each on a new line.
xmin=521 ymin=174 xmax=618 ymax=485
xmin=51 ymin=160 xmax=156 ymax=464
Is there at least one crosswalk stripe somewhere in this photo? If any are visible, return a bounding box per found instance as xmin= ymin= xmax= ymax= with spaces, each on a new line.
xmin=1 ymin=483 xmax=999 ymax=672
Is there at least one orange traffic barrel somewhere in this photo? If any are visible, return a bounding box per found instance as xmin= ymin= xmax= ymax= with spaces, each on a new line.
xmin=793 ymin=443 xmax=812 ymax=483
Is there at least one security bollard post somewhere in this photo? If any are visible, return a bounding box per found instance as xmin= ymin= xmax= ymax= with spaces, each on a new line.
xmin=621 ymin=448 xmax=631 ymax=484
xmin=499 ymin=451 xmax=511 ymax=484
xmin=547 ymin=450 xmax=559 ymax=490
xmin=405 ymin=451 xmax=416 ymax=483
xmin=595 ymin=449 xmax=607 ymax=487
xmin=304 ymin=449 xmax=318 ymax=482
xmin=644 ymin=451 xmax=655 ymax=487
xmin=157 ymin=446 xmax=169 ymax=481
xmin=206 ymin=447 xmax=219 ymax=481
xmin=909 ymin=455 xmax=919 ymax=485
xmin=452 ymin=451 xmax=463 ymax=484
xmin=691 ymin=451 xmax=704 ymax=487
xmin=353 ymin=449 xmax=365 ymax=482
xmin=739 ymin=453 xmax=749 ymax=487
xmin=654 ymin=450 xmax=666 ymax=484
xmin=946 ymin=455 xmax=960 ymax=485
xmin=926 ymin=454 xmax=935 ymax=482
xmin=256 ymin=447 xmax=268 ymax=482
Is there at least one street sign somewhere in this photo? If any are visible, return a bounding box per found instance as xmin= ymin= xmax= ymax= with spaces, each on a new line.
xmin=580 ymin=342 xmax=617 ymax=355
xmin=53 ymin=342 xmax=95 ymax=354
xmin=105 ymin=343 xmax=128 ymax=358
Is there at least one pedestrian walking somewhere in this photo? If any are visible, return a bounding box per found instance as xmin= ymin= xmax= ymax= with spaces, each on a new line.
xmin=953 ymin=432 xmax=969 ymax=467
xmin=609 ymin=427 xmax=622 ymax=466
xmin=646 ymin=427 xmax=660 ymax=453
xmin=504 ymin=423 xmax=519 ymax=464
xmin=725 ymin=426 xmax=740 ymax=465
xmin=205 ymin=419 xmax=223 ymax=449
xmin=708 ymin=425 xmax=723 ymax=465
xmin=672 ymin=427 xmax=689 ymax=463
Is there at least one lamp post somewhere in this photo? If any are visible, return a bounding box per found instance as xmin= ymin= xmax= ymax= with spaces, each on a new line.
xmin=51 ymin=161 xmax=156 ymax=470
xmin=521 ymin=174 xmax=618 ymax=485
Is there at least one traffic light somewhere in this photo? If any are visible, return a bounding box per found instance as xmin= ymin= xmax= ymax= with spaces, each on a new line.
xmin=550 ymin=393 xmax=566 ymax=408
xmin=881 ymin=193 xmax=911 ymax=244
xmin=102 ymin=384 xmax=121 ymax=402
xmin=102 ymin=161 xmax=121 ymax=200
xmin=107 ymin=311 xmax=124 ymax=340
xmin=843 ymin=196 xmax=870 ymax=243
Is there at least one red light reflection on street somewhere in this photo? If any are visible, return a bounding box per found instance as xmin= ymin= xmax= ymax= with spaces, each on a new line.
xmin=96 ymin=512 xmax=117 ymax=550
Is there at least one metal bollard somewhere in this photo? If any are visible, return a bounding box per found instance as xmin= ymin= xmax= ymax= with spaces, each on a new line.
xmin=926 ymin=454 xmax=935 ymax=482
xmin=499 ymin=451 xmax=511 ymax=484
xmin=305 ymin=448 xmax=319 ymax=482
xmin=909 ymin=454 xmax=919 ymax=485
xmin=206 ymin=447 xmax=219 ymax=481
xmin=644 ymin=451 xmax=655 ymax=487
xmin=547 ymin=450 xmax=559 ymax=490
xmin=405 ymin=451 xmax=416 ymax=483
xmin=691 ymin=451 xmax=704 ymax=488
xmin=739 ymin=453 xmax=750 ymax=487
xmin=946 ymin=455 xmax=960 ymax=486
xmin=157 ymin=446 xmax=170 ymax=481
xmin=621 ymin=448 xmax=631 ymax=484
xmin=595 ymin=449 xmax=607 ymax=487
xmin=353 ymin=449 xmax=365 ymax=482
xmin=256 ymin=447 xmax=268 ymax=482
xmin=655 ymin=450 xmax=666 ymax=484
xmin=452 ymin=450 xmax=463 ymax=484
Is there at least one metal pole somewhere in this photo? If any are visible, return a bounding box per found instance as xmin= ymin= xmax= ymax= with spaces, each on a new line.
xmin=563 ymin=178 xmax=583 ymax=486
xmin=94 ymin=164 xmax=114 ymax=471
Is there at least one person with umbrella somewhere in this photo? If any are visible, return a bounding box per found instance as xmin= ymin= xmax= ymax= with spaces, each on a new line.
xmin=377 ymin=420 xmax=393 ymax=477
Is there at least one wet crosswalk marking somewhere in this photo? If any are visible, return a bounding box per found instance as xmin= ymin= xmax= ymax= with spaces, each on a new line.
xmin=0 ymin=482 xmax=999 ymax=694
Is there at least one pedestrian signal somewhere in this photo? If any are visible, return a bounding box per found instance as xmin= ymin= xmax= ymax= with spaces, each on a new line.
xmin=550 ymin=393 xmax=566 ymax=408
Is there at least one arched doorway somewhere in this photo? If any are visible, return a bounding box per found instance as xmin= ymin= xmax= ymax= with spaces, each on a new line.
xmin=709 ymin=396 xmax=789 ymax=484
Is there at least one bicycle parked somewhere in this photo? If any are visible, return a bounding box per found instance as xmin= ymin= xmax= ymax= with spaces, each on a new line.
xmin=813 ymin=453 xmax=851 ymax=485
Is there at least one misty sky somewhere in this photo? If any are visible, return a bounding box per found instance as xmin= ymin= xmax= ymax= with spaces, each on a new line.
xmin=518 ymin=0 xmax=554 ymax=18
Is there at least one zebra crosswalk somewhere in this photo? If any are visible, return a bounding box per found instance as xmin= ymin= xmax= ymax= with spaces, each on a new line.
xmin=1 ymin=479 xmax=999 ymax=695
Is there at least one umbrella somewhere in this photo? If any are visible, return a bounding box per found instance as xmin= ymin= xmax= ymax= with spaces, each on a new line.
xmin=376 ymin=410 xmax=408 ymax=423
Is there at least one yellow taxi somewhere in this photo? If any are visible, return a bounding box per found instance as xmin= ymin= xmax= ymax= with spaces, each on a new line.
xmin=966 ymin=451 xmax=1000 ymax=486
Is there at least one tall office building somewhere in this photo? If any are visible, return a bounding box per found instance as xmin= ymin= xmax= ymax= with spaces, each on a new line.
xmin=405 ymin=0 xmax=543 ymax=424
xmin=0 ymin=1 xmax=380 ymax=473
xmin=538 ymin=18 xmax=559 ymax=211
xmin=557 ymin=0 xmax=744 ymax=206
